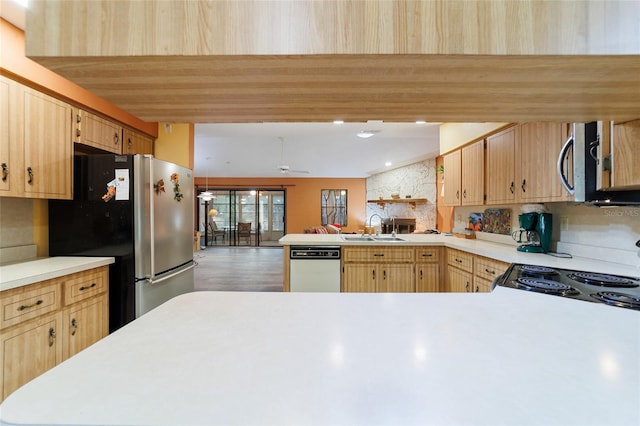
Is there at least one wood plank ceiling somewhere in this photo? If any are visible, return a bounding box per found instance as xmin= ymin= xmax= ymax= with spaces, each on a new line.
xmin=25 ymin=1 xmax=640 ymax=124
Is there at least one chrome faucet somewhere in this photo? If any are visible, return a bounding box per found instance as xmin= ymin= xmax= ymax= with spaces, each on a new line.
xmin=391 ymin=216 xmax=397 ymax=237
xmin=367 ymin=213 xmax=384 ymax=235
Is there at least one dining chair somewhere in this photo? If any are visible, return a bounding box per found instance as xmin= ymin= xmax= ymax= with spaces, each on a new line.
xmin=237 ymin=222 xmax=252 ymax=245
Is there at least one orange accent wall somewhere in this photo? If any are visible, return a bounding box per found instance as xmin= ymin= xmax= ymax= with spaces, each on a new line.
xmin=199 ymin=177 xmax=367 ymax=234
xmin=0 ymin=19 xmax=157 ymax=137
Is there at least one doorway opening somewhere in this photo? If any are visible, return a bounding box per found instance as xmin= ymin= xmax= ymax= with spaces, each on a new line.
xmin=198 ymin=189 xmax=285 ymax=247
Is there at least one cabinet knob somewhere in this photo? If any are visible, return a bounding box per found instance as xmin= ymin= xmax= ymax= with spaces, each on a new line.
xmin=71 ymin=318 xmax=78 ymax=336
xmin=26 ymin=166 xmax=33 ymax=184
xmin=1 ymin=162 xmax=7 ymax=182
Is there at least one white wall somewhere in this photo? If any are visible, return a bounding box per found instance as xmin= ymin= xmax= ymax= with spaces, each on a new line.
xmin=366 ymin=159 xmax=437 ymax=231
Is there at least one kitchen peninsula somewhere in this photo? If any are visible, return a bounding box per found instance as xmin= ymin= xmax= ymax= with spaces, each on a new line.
xmin=1 ymin=289 xmax=638 ymax=425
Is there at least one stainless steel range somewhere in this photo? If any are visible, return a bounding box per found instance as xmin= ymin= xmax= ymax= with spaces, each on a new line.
xmin=495 ymin=264 xmax=640 ymax=310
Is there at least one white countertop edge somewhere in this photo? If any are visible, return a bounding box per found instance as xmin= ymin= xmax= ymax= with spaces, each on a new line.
xmin=279 ymin=234 xmax=640 ymax=277
xmin=0 ymin=257 xmax=115 ymax=292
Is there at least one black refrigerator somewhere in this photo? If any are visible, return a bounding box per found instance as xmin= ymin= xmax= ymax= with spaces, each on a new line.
xmin=49 ymin=154 xmax=194 ymax=332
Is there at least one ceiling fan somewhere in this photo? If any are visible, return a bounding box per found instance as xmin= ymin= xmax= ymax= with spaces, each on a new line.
xmin=276 ymin=137 xmax=309 ymax=175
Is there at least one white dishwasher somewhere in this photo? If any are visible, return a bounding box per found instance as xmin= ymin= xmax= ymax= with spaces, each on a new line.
xmin=289 ymin=246 xmax=341 ymax=292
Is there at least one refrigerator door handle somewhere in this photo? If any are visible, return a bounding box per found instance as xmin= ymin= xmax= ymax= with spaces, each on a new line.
xmin=149 ymin=156 xmax=156 ymax=277
xmin=146 ymin=263 xmax=195 ymax=285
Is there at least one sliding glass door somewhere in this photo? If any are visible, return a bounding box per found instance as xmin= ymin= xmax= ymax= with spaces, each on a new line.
xmin=197 ymin=189 xmax=285 ymax=247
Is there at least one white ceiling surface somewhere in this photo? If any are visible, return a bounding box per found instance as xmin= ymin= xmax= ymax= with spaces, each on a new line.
xmin=194 ymin=122 xmax=440 ymax=178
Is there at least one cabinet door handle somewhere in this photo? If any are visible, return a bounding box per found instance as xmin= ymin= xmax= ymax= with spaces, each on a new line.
xmin=485 ymin=268 xmax=496 ymax=275
xmin=421 ymin=253 xmax=433 ymax=257
xmin=509 ymin=181 xmax=514 ymax=194
xmin=18 ymin=299 xmax=43 ymax=311
xmin=521 ymin=179 xmax=526 ymax=192
xmin=373 ymin=253 xmax=384 ymax=257
xmin=79 ymin=282 xmax=97 ymax=291
xmin=456 ymin=190 xmax=459 ymax=200
xmin=114 ymin=132 xmax=120 ymax=145
xmin=49 ymin=327 xmax=56 ymax=347
xmin=71 ymin=318 xmax=78 ymax=336
xmin=127 ymin=137 xmax=132 ymax=148
xmin=1 ymin=162 xmax=7 ymax=182
xmin=76 ymin=113 xmax=81 ymax=123
xmin=26 ymin=166 xmax=33 ymax=184
xmin=475 ymin=285 xmax=480 ymax=292
xmin=372 ymin=269 xmax=376 ymax=280
xmin=76 ymin=128 xmax=81 ymax=138
xmin=455 ymin=258 xmax=463 ymax=263
xmin=465 ymin=282 xmax=470 ymax=292
xmin=419 ymin=269 xmax=423 ymax=279
xmin=383 ymin=269 xmax=387 ymax=280
xmin=462 ymin=189 xmax=467 ymax=199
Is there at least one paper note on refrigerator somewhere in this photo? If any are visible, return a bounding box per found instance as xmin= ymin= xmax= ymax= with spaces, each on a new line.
xmin=115 ymin=169 xmax=130 ymax=201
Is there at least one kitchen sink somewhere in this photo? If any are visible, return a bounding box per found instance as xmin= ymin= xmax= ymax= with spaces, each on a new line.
xmin=342 ymin=236 xmax=375 ymax=241
xmin=341 ymin=236 xmax=405 ymax=242
xmin=372 ymin=236 xmax=405 ymax=241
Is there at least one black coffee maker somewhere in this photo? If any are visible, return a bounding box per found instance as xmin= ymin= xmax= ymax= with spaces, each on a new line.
xmin=512 ymin=212 xmax=552 ymax=253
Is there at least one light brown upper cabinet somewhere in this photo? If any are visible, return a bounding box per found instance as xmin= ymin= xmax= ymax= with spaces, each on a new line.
xmin=442 ymin=140 xmax=484 ymax=206
xmin=0 ymin=76 xmax=73 ymax=200
xmin=609 ymin=120 xmax=640 ymax=190
xmin=122 ymin=128 xmax=154 ymax=155
xmin=74 ymin=109 xmax=123 ymax=154
xmin=486 ymin=123 xmax=571 ymax=204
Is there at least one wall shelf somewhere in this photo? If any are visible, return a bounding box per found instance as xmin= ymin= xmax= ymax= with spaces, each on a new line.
xmin=367 ymin=198 xmax=427 ymax=210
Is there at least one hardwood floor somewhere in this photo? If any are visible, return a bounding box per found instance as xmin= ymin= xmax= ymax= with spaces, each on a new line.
xmin=194 ymin=247 xmax=284 ymax=292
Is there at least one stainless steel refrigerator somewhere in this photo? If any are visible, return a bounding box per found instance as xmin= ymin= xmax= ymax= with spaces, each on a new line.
xmin=49 ymin=154 xmax=194 ymax=332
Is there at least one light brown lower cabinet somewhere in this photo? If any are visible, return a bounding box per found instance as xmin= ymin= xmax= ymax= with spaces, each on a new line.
xmin=446 ymin=248 xmax=509 ymax=293
xmin=342 ymin=247 xmax=415 ymax=292
xmin=0 ymin=266 xmax=109 ymax=402
xmin=415 ymin=247 xmax=441 ymax=292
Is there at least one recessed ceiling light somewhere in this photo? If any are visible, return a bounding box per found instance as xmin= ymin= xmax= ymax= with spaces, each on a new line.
xmin=333 ymin=120 xmax=344 ymax=124
xmin=385 ymin=162 xmax=392 ymax=167
xmin=415 ymin=120 xmax=426 ymax=124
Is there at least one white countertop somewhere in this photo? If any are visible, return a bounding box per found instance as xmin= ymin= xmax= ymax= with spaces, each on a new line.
xmin=1 ymin=290 xmax=638 ymax=425
xmin=280 ymin=233 xmax=640 ymax=277
xmin=0 ymin=257 xmax=115 ymax=292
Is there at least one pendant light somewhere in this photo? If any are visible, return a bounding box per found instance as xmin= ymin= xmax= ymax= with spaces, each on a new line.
xmin=198 ymin=156 xmax=213 ymax=201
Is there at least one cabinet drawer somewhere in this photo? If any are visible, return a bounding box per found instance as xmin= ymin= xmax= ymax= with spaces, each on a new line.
xmin=63 ymin=267 xmax=108 ymax=305
xmin=1 ymin=282 xmax=61 ymax=330
xmin=447 ymin=249 xmax=473 ymax=273
xmin=474 ymin=257 xmax=509 ymax=282
xmin=415 ymin=247 xmax=440 ymax=262
xmin=343 ymin=247 xmax=414 ymax=262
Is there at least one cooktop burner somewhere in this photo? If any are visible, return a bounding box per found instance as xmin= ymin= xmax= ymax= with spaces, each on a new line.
xmin=591 ymin=292 xmax=640 ymax=310
xmin=519 ymin=265 xmax=559 ymax=276
xmin=497 ymin=264 xmax=640 ymax=311
xmin=568 ymin=272 xmax=638 ymax=288
xmin=513 ymin=277 xmax=579 ymax=296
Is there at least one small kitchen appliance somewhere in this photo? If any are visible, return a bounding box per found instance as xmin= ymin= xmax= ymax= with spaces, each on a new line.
xmin=495 ymin=264 xmax=640 ymax=311
xmin=513 ymin=212 xmax=552 ymax=253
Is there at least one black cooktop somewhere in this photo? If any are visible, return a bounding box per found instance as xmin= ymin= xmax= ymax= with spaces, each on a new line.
xmin=496 ymin=264 xmax=640 ymax=311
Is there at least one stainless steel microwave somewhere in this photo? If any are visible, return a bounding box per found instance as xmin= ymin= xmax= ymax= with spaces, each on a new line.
xmin=557 ymin=122 xmax=640 ymax=206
